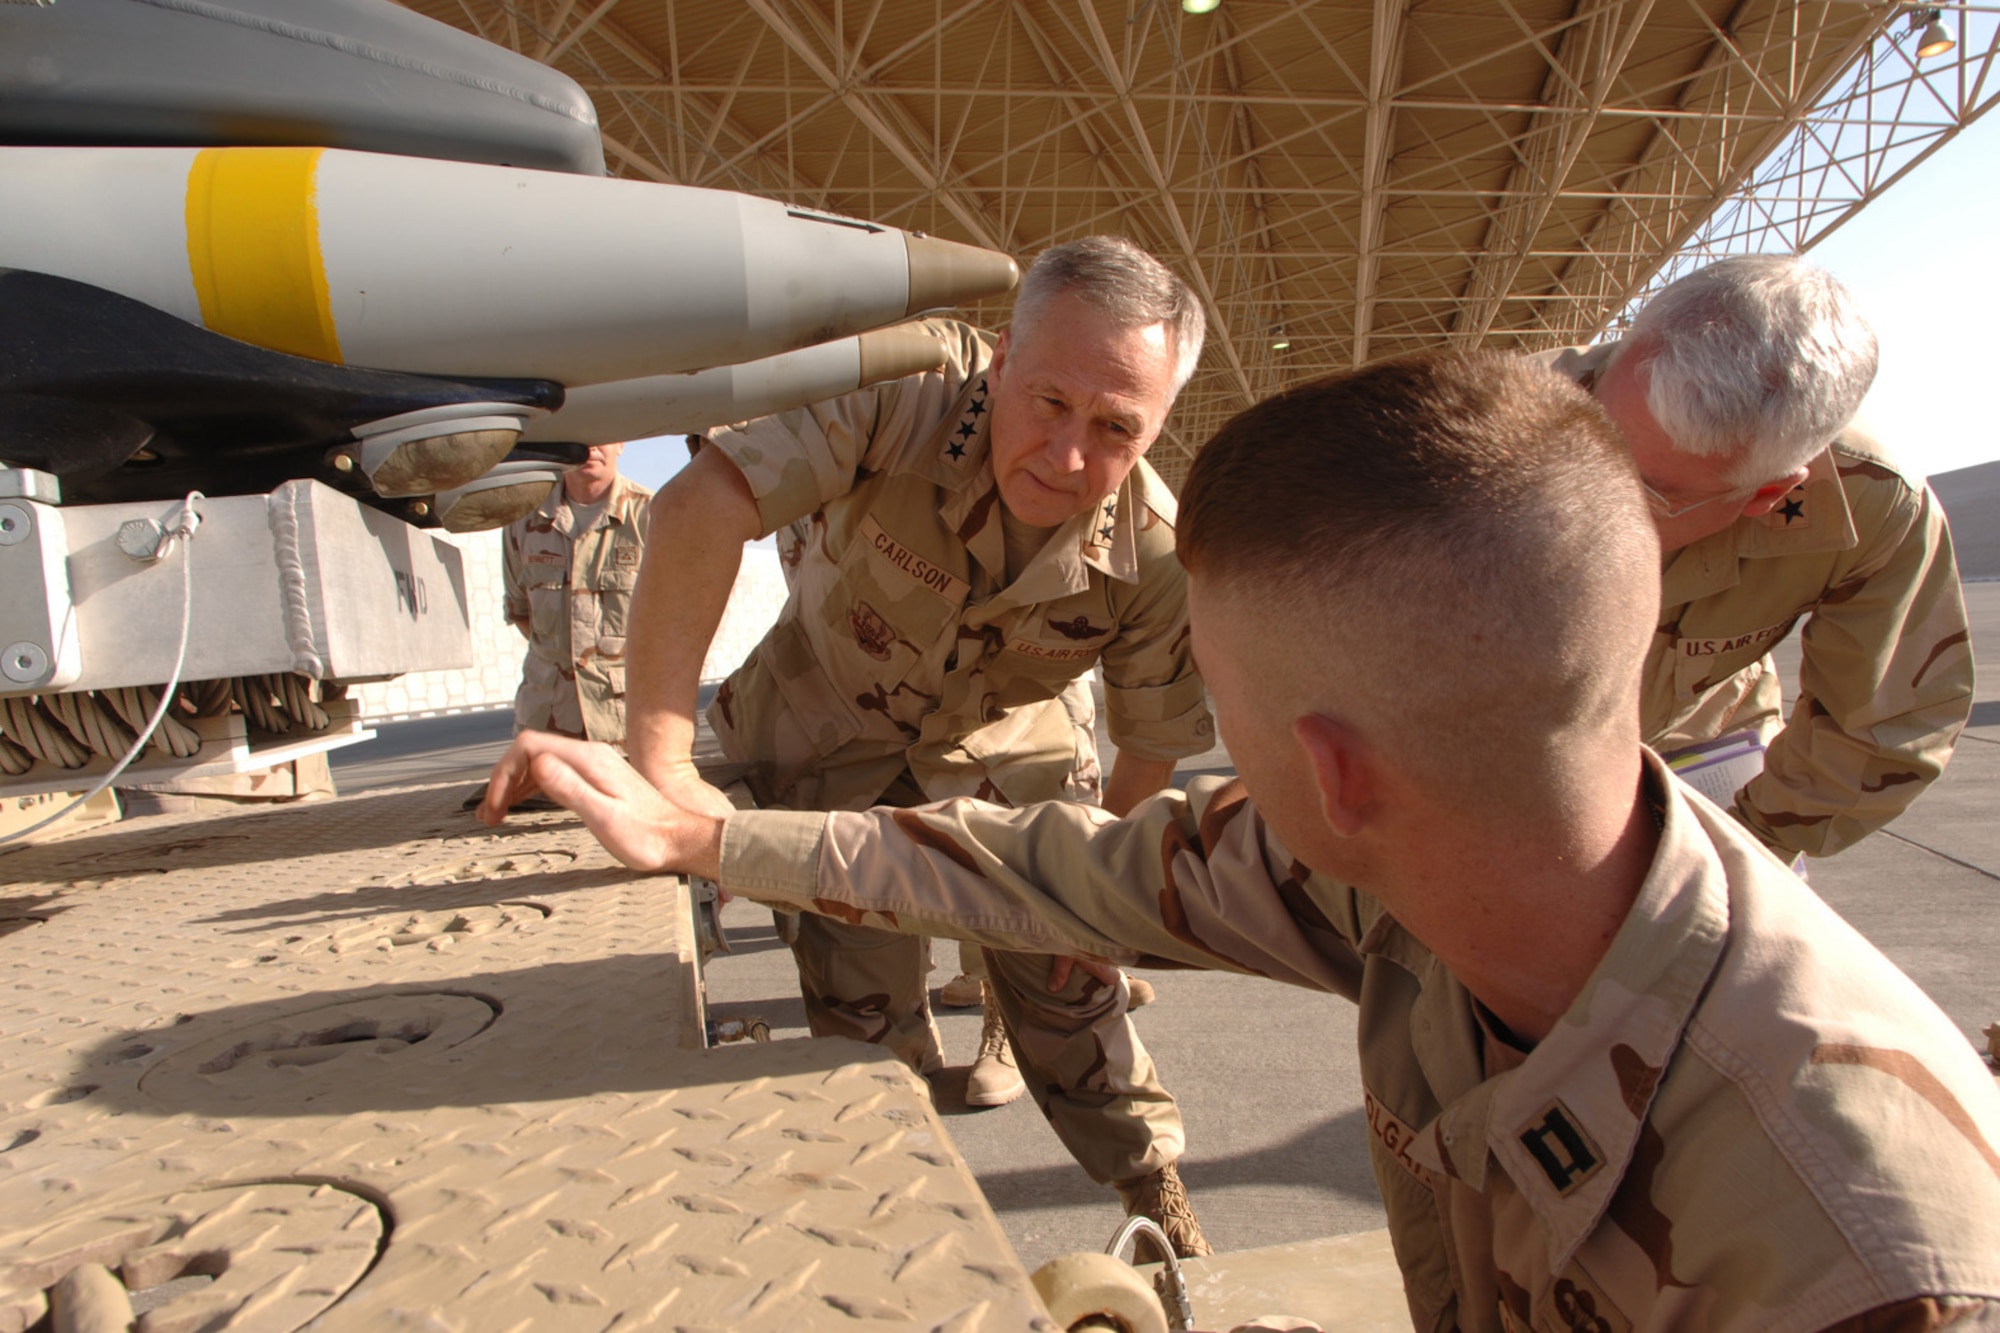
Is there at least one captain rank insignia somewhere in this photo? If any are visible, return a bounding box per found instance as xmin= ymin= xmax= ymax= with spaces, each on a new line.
xmin=1519 ymin=1100 xmax=1602 ymax=1194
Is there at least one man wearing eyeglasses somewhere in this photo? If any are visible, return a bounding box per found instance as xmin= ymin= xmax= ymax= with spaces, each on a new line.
xmin=1549 ymin=255 xmax=1973 ymax=864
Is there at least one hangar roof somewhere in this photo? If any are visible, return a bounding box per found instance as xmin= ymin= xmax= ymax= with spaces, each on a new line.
xmin=410 ymin=0 xmax=1994 ymax=482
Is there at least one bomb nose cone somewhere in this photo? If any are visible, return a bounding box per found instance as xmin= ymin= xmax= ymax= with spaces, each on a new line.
xmin=904 ymin=236 xmax=1018 ymax=317
xmin=855 ymin=326 xmax=949 ymax=388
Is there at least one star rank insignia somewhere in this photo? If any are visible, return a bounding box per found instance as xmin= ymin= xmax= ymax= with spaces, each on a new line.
xmin=941 ymin=378 xmax=989 ymax=466
xmin=1776 ymin=496 xmax=1805 ymax=524
xmin=1091 ymin=495 xmax=1118 ymax=547
xmin=945 ymin=418 xmax=975 ymax=461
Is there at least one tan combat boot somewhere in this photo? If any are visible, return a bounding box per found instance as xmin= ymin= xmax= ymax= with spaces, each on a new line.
xmin=1115 ymin=1159 xmax=1213 ymax=1262
xmin=937 ymin=972 xmax=984 ymax=1008
xmin=964 ymin=984 xmax=1026 ymax=1107
xmin=916 ymin=1007 xmax=947 ymax=1077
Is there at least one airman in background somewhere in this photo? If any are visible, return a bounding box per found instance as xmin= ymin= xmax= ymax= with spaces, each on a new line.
xmin=1550 ymin=256 xmax=1973 ymax=862
xmin=502 ymin=441 xmax=652 ymax=744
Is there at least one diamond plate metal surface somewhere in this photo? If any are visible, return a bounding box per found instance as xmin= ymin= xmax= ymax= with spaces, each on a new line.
xmin=0 ymin=785 xmax=1055 ymax=1331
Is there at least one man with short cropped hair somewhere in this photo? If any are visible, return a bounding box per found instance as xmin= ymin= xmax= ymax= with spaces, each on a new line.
xmin=484 ymin=350 xmax=2000 ymax=1329
xmin=601 ymin=236 xmax=1217 ymax=1257
xmin=1549 ymin=256 xmax=1972 ymax=860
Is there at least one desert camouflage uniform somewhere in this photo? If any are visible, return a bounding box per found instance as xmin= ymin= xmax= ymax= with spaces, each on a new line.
xmin=1551 ymin=343 xmax=1974 ymax=857
xmin=702 ymin=317 xmax=1212 ymax=1185
xmin=781 ymin=508 xmax=1101 ymax=979
xmin=503 ymin=475 xmax=653 ymax=742
xmin=716 ymin=759 xmax=2000 ymax=1332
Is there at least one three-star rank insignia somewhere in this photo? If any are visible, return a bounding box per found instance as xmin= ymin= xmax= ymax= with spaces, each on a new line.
xmin=1518 ymin=1100 xmax=1602 ymax=1195
xmin=943 ymin=379 xmax=989 ymax=464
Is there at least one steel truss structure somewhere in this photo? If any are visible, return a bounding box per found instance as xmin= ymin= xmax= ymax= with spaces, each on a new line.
xmin=415 ymin=0 xmax=1998 ymax=484
xmin=1621 ymin=4 xmax=1999 ymax=328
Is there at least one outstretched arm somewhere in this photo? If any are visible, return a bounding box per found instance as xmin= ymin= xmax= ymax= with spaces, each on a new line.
xmin=727 ymin=778 xmax=1368 ymax=995
xmin=622 ymin=448 xmax=763 ymax=791
xmin=621 ymin=349 xmax=954 ymax=787
xmin=479 ymin=733 xmax=1368 ymax=997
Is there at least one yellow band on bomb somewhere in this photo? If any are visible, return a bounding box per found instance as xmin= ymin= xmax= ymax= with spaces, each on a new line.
xmin=185 ymin=148 xmax=343 ymax=364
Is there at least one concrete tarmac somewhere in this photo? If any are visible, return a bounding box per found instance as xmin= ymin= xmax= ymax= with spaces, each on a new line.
xmin=327 ymin=583 xmax=2000 ymax=1276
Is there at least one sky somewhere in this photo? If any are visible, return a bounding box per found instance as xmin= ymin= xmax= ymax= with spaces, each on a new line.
xmin=1802 ymin=108 xmax=2000 ymax=480
xmin=621 ymin=103 xmax=2000 ymax=493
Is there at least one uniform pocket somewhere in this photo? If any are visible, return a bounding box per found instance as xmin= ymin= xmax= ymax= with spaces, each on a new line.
xmin=595 ymin=566 xmax=638 ymax=640
xmin=956 ymin=695 xmax=1087 ymax=807
xmin=1670 ymin=619 xmax=1794 ymax=700
xmin=990 ymin=601 xmax=1114 ymax=690
xmin=823 ymin=526 xmax=963 ymax=697
xmin=762 ymin=617 xmax=866 ymax=759
xmin=522 ymin=563 xmax=569 ymax=658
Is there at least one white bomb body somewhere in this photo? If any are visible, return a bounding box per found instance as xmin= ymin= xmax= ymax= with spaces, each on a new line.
xmin=520 ymin=325 xmax=950 ymax=445
xmin=0 ymin=146 xmax=1015 ymax=387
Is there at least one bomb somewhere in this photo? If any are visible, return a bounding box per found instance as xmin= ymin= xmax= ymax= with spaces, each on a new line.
xmin=0 ymin=146 xmax=1017 ymax=387
xmin=520 ymin=325 xmax=951 ymax=446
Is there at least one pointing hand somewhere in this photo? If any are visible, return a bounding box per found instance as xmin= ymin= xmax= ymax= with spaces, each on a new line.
xmin=479 ymin=731 xmax=728 ymax=879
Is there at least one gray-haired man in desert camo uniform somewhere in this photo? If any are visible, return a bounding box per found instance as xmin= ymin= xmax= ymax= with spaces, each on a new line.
xmin=1547 ymin=256 xmax=1972 ymax=863
xmin=593 ymin=237 xmax=1219 ymax=1258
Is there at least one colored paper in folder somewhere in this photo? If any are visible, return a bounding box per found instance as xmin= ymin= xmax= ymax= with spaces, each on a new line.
xmin=1664 ymin=730 xmax=1768 ymax=808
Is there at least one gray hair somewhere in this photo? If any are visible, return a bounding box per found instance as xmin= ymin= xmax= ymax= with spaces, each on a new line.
xmin=1621 ymin=254 xmax=1878 ymax=485
xmin=1010 ymin=236 xmax=1206 ymax=395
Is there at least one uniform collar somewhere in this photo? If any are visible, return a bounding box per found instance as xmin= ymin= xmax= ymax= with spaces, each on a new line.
xmin=531 ymin=480 xmax=568 ymax=534
xmin=1661 ymin=447 xmax=1857 ymax=605
xmin=1089 ymin=457 xmax=1175 ymax=586
xmin=937 ymin=373 xmax=1001 ymax=572
xmin=936 ymin=374 xmax=1161 ymax=597
xmin=1404 ymin=755 xmax=1731 ymax=1284
xmin=991 ymin=466 xmax=1159 ymax=605
xmin=603 ymin=474 xmax=649 ymax=524
xmin=543 ymin=473 xmax=645 ymax=539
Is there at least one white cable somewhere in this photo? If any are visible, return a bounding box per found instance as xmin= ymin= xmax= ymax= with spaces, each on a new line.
xmin=0 ymin=492 xmax=204 ymax=847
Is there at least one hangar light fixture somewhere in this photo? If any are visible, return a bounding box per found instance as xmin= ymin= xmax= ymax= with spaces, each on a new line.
xmin=1912 ymin=8 xmax=1955 ymax=58
xmin=1182 ymin=0 xmax=1222 ymax=13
